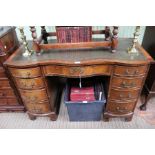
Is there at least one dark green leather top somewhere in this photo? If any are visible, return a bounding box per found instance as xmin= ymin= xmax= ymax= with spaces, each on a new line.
xmin=5 ymin=38 xmax=151 ymax=67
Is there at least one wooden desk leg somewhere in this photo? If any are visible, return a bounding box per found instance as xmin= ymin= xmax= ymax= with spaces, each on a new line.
xmin=49 ymin=114 xmax=58 ymax=121
xmin=103 ymin=116 xmax=110 ymax=122
xmin=125 ymin=115 xmax=133 ymax=122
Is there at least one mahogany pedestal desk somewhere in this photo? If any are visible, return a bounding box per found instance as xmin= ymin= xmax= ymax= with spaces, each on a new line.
xmin=4 ymin=38 xmax=152 ymax=121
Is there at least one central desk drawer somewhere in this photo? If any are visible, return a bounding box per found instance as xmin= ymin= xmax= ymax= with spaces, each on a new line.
xmin=109 ymin=89 xmax=139 ymax=101
xmin=43 ymin=65 xmax=111 ymax=77
xmin=20 ymin=89 xmax=48 ymax=103
xmin=15 ymin=77 xmax=45 ymax=89
xmin=9 ymin=67 xmax=41 ymax=78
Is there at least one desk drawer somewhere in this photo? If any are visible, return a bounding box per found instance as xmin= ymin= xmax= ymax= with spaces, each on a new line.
xmin=43 ymin=65 xmax=111 ymax=77
xmin=109 ymin=89 xmax=139 ymax=101
xmin=0 ymin=98 xmax=19 ymax=106
xmin=0 ymin=67 xmax=6 ymax=77
xmin=0 ymin=80 xmax=10 ymax=88
xmin=26 ymin=102 xmax=51 ymax=114
xmin=114 ymin=65 xmax=147 ymax=76
xmin=9 ymin=67 xmax=41 ymax=78
xmin=0 ymin=99 xmax=7 ymax=105
xmin=15 ymin=77 xmax=45 ymax=89
xmin=111 ymin=76 xmax=144 ymax=89
xmin=106 ymin=101 xmax=135 ymax=114
xmin=20 ymin=89 xmax=48 ymax=104
xmin=0 ymin=89 xmax=15 ymax=97
xmin=7 ymin=98 xmax=19 ymax=105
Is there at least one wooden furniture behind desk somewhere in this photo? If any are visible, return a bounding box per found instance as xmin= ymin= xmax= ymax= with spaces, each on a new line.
xmin=140 ymin=26 xmax=155 ymax=110
xmin=4 ymin=38 xmax=152 ymax=121
xmin=0 ymin=26 xmax=24 ymax=112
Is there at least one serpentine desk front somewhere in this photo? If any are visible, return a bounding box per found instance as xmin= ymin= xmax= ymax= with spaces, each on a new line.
xmin=4 ymin=39 xmax=152 ymax=121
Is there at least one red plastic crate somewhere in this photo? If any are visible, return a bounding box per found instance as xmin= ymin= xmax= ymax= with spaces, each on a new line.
xmin=70 ymin=86 xmax=95 ymax=102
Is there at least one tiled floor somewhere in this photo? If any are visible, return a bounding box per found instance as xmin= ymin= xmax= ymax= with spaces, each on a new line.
xmin=0 ymin=97 xmax=155 ymax=129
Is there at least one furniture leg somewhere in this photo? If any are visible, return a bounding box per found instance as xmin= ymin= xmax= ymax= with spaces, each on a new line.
xmin=140 ymin=94 xmax=152 ymax=111
xmin=125 ymin=115 xmax=133 ymax=122
xmin=49 ymin=114 xmax=58 ymax=121
xmin=103 ymin=116 xmax=110 ymax=122
xmin=28 ymin=113 xmax=37 ymax=120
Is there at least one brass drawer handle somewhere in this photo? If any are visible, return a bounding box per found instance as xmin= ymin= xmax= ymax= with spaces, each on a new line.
xmin=21 ymin=81 xmax=36 ymax=88
xmin=128 ymin=93 xmax=132 ymax=98
xmin=119 ymin=93 xmax=132 ymax=98
xmin=20 ymin=72 xmax=31 ymax=77
xmin=26 ymin=72 xmax=31 ymax=77
xmin=23 ymin=96 xmax=38 ymax=102
xmin=21 ymin=82 xmax=27 ymax=88
xmin=0 ymin=93 xmax=5 ymax=96
xmin=121 ymin=81 xmax=136 ymax=88
xmin=30 ymin=96 xmax=38 ymax=102
xmin=29 ymin=82 xmax=35 ymax=88
xmin=119 ymin=94 xmax=123 ymax=98
xmin=31 ymin=82 xmax=35 ymax=88
xmin=124 ymin=69 xmax=130 ymax=75
xmin=32 ymin=108 xmax=42 ymax=113
xmin=124 ymin=69 xmax=139 ymax=75
xmin=116 ymin=106 xmax=129 ymax=113
xmin=134 ymin=70 xmax=139 ymax=75
xmin=70 ymin=67 xmax=84 ymax=75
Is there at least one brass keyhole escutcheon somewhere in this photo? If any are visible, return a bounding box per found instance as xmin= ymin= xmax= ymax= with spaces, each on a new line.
xmin=26 ymin=72 xmax=31 ymax=77
xmin=70 ymin=67 xmax=84 ymax=75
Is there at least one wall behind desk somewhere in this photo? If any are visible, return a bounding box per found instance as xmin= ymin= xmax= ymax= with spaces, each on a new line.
xmin=16 ymin=26 xmax=146 ymax=44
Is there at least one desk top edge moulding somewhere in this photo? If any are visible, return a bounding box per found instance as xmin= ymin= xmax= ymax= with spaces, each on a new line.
xmin=4 ymin=26 xmax=153 ymax=121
